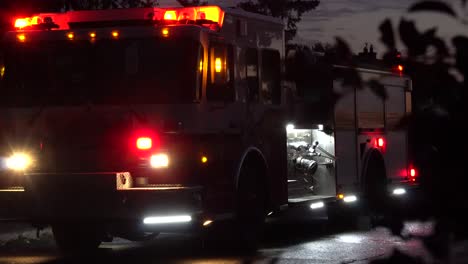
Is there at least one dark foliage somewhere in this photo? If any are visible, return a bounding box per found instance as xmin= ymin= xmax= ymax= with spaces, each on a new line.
xmin=409 ymin=1 xmax=456 ymax=17
xmin=176 ymin=0 xmax=207 ymax=7
xmin=372 ymin=1 xmax=468 ymax=261
xmin=238 ymin=0 xmax=320 ymax=42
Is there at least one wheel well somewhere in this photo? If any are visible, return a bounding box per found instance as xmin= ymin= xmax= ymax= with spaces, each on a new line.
xmin=362 ymin=148 xmax=386 ymax=177
xmin=361 ymin=148 xmax=387 ymax=197
xmin=237 ymin=149 xmax=268 ymax=188
xmin=236 ymin=148 xmax=269 ymax=202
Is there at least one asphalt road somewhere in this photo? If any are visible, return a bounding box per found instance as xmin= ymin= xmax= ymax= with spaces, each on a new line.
xmin=3 ymin=218 xmax=465 ymax=264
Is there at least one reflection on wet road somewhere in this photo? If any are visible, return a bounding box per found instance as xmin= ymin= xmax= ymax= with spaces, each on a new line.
xmin=0 ymin=219 xmax=442 ymax=264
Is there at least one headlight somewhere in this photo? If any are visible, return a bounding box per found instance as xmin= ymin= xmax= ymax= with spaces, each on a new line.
xmin=5 ymin=153 xmax=32 ymax=171
xmin=150 ymin=153 xmax=169 ymax=168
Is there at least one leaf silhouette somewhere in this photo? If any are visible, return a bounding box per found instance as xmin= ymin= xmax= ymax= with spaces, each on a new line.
xmin=379 ymin=19 xmax=395 ymax=50
xmin=409 ymin=1 xmax=457 ymax=17
xmin=334 ymin=37 xmax=354 ymax=63
xmin=334 ymin=67 xmax=362 ymax=91
xmin=399 ymin=20 xmax=426 ymax=56
xmin=399 ymin=20 xmax=446 ymax=57
xmin=452 ymin=36 xmax=468 ymax=77
xmin=368 ymin=79 xmax=388 ymax=100
xmin=422 ymin=28 xmax=449 ymax=57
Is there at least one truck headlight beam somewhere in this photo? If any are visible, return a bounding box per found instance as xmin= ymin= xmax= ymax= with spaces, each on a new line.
xmin=5 ymin=153 xmax=32 ymax=171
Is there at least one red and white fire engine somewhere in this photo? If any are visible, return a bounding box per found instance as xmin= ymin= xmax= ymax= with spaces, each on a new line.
xmin=0 ymin=5 xmax=417 ymax=251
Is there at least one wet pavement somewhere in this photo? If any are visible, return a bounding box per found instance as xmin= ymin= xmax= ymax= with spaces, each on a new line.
xmin=2 ymin=218 xmax=465 ymax=264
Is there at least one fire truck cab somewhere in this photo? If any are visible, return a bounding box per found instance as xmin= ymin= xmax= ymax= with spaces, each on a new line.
xmin=0 ymin=5 xmax=415 ymax=252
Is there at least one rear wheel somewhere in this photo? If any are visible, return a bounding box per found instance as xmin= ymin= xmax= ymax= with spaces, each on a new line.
xmin=52 ymin=224 xmax=102 ymax=255
xmin=362 ymin=150 xmax=390 ymax=228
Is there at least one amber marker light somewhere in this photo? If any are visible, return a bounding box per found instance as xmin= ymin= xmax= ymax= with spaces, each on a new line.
xmin=17 ymin=34 xmax=26 ymax=42
xmin=215 ymin=58 xmax=222 ymax=73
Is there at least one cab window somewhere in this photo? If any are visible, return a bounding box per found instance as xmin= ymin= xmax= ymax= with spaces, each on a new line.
xmin=207 ymin=43 xmax=234 ymax=101
xmin=246 ymin=48 xmax=259 ymax=102
xmin=261 ymin=49 xmax=281 ymax=105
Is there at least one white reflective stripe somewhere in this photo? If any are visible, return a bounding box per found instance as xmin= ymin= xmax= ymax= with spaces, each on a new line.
xmin=143 ymin=215 xmax=192 ymax=224
xmin=343 ymin=195 xmax=357 ymax=203
xmin=393 ymin=188 xmax=406 ymax=195
xmin=310 ymin=201 xmax=325 ymax=209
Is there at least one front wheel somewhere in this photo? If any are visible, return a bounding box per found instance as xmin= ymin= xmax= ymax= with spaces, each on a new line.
xmin=203 ymin=162 xmax=267 ymax=252
xmin=235 ymin=163 xmax=267 ymax=250
xmin=52 ymin=224 xmax=102 ymax=255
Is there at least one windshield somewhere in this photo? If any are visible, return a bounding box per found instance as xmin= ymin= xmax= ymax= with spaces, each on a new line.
xmin=0 ymin=37 xmax=201 ymax=107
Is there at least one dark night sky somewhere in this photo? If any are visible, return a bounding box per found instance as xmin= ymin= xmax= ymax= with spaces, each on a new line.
xmin=160 ymin=0 xmax=467 ymax=57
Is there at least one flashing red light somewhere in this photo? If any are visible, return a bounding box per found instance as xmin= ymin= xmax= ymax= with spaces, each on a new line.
xmin=164 ymin=10 xmax=177 ymax=20
xmin=136 ymin=137 xmax=152 ymax=150
xmin=410 ymin=168 xmax=417 ymax=177
xmin=397 ymin=65 xmax=404 ymax=72
xmin=374 ymin=137 xmax=385 ymax=149
xmin=15 ymin=18 xmax=29 ymax=28
xmin=378 ymin=138 xmax=385 ymax=148
xmin=14 ymin=16 xmax=41 ymax=29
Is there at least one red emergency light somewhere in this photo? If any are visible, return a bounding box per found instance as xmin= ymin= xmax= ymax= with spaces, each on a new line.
xmin=13 ymin=6 xmax=225 ymax=31
xmin=131 ymin=129 xmax=160 ymax=152
xmin=14 ymin=17 xmax=40 ymax=28
xmin=374 ymin=137 xmax=386 ymax=149
xmin=136 ymin=137 xmax=152 ymax=150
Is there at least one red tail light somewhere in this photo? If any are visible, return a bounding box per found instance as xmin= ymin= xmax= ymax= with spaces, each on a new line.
xmin=131 ymin=129 xmax=159 ymax=152
xmin=408 ymin=167 xmax=418 ymax=182
xmin=377 ymin=138 xmax=385 ymax=148
xmin=374 ymin=137 xmax=386 ymax=149
xmin=136 ymin=137 xmax=152 ymax=150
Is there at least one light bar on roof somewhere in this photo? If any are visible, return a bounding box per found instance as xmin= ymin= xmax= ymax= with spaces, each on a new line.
xmin=12 ymin=6 xmax=225 ymax=31
xmin=14 ymin=16 xmax=41 ymax=29
xmin=161 ymin=6 xmax=225 ymax=27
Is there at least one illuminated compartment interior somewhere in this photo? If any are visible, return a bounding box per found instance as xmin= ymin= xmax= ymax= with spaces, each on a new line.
xmin=286 ymin=126 xmax=336 ymax=199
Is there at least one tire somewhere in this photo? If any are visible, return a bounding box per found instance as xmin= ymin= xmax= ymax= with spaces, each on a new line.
xmin=362 ymin=150 xmax=388 ymax=227
xmin=235 ymin=162 xmax=267 ymax=250
xmin=52 ymin=224 xmax=102 ymax=255
xmin=363 ymin=150 xmax=387 ymax=211
xmin=202 ymin=162 xmax=267 ymax=252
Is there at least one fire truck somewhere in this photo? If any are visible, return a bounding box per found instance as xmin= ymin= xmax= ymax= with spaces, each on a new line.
xmin=0 ymin=5 xmax=416 ymax=251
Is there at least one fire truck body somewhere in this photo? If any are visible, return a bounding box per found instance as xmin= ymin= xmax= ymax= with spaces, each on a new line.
xmin=0 ymin=6 xmax=288 ymax=239
xmin=284 ymin=61 xmax=414 ymax=213
xmin=0 ymin=5 xmax=415 ymax=249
